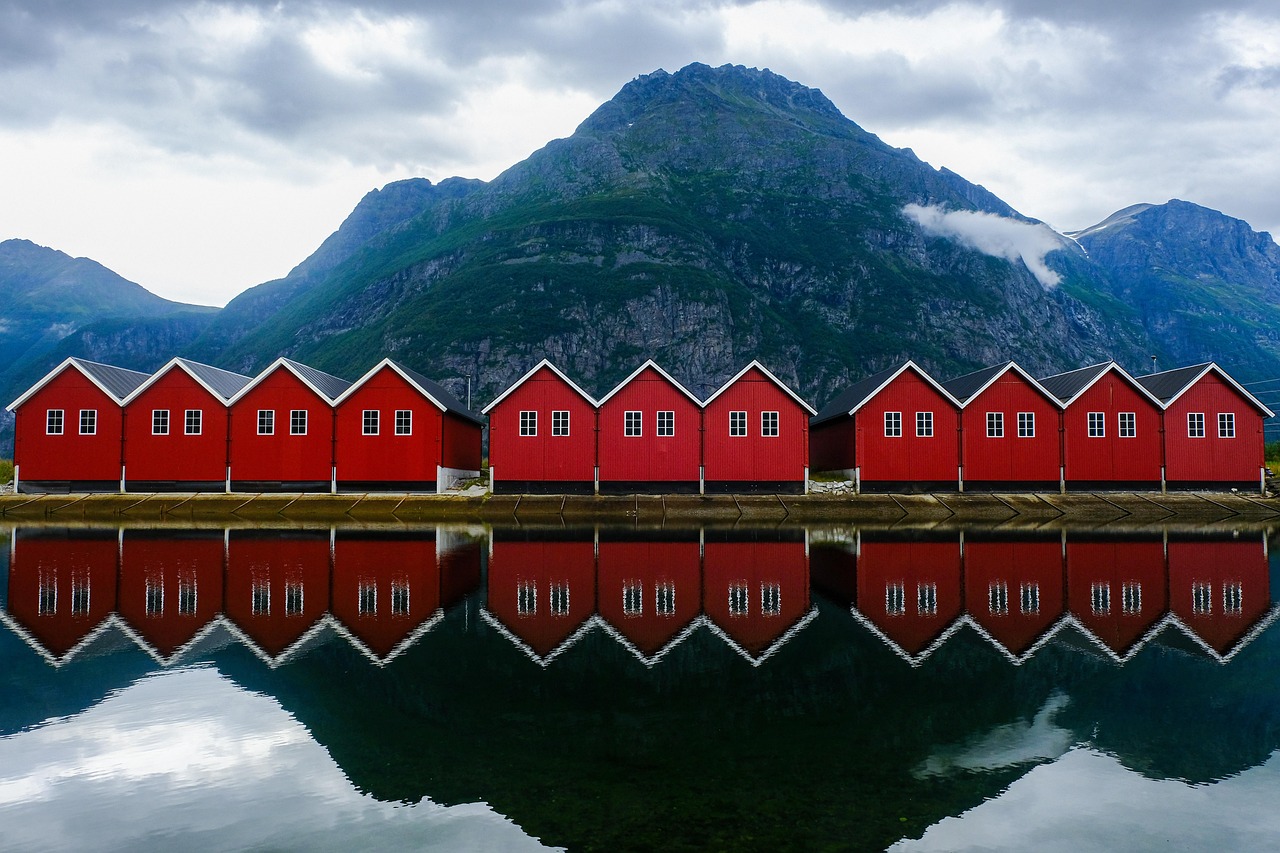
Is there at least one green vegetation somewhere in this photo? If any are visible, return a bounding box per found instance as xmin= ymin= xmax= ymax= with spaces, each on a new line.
xmin=0 ymin=458 xmax=12 ymax=485
xmin=1267 ymin=441 xmax=1279 ymax=468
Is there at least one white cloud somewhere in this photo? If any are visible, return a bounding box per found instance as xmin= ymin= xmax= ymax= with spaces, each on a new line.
xmin=903 ymin=202 xmax=1066 ymax=288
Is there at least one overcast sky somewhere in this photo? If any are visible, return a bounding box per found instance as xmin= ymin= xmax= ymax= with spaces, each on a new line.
xmin=2 ymin=0 xmax=1277 ymax=307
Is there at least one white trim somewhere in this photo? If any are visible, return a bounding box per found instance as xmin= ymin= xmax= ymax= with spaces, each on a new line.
xmin=226 ymin=357 xmax=345 ymax=406
xmin=952 ymin=361 xmax=1065 ymax=410
xmin=331 ymin=357 xmax=462 ymax=416
xmin=119 ymin=357 xmax=247 ymax=406
xmin=482 ymin=358 xmax=599 ymax=413
xmin=596 ymin=359 xmax=702 ymax=407
xmin=702 ymin=360 xmax=818 ymax=415
xmin=823 ymin=360 xmax=963 ymax=421
xmin=7 ymin=357 xmax=145 ymax=412
xmin=1042 ymin=361 xmax=1166 ymax=410
xmin=1147 ymin=362 xmax=1276 ymax=417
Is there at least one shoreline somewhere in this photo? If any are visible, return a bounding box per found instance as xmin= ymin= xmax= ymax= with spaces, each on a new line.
xmin=2 ymin=491 xmax=1278 ymax=529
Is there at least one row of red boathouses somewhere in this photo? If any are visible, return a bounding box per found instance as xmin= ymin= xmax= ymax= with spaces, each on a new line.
xmin=5 ymin=353 xmax=1273 ymax=493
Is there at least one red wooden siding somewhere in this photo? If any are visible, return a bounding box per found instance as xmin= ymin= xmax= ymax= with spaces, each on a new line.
xmin=703 ymin=540 xmax=809 ymax=655
xmin=332 ymin=534 xmax=442 ymax=658
xmin=229 ymin=367 xmax=335 ymax=484
xmin=13 ymin=370 xmax=124 ymax=483
xmin=1061 ymin=372 xmax=1162 ymax=483
xmin=7 ymin=531 xmax=119 ymax=658
xmin=1163 ymin=373 xmax=1266 ymax=483
xmin=488 ymin=365 xmax=596 ymax=483
xmin=857 ymin=369 xmax=960 ymax=484
xmin=1065 ymin=539 xmax=1166 ymax=655
xmin=703 ymin=366 xmax=809 ymax=483
xmin=856 ymin=538 xmax=963 ymax=655
xmin=123 ymin=368 xmax=230 ymax=484
xmin=1168 ymin=539 xmax=1270 ymax=654
xmin=598 ymin=366 xmax=701 ymax=484
xmin=487 ymin=539 xmax=596 ymax=657
xmin=335 ymin=365 xmax=444 ymax=485
xmin=960 ymin=373 xmax=1061 ymax=484
xmin=597 ymin=539 xmax=702 ymax=656
xmin=441 ymin=413 xmax=482 ymax=471
xmin=964 ymin=539 xmax=1065 ymax=656
xmin=225 ymin=533 xmax=331 ymax=657
xmin=118 ymin=533 xmax=225 ymax=658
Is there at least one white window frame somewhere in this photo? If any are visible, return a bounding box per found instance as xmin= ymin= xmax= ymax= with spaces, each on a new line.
xmin=761 ymin=411 xmax=779 ymax=437
xmin=657 ymin=410 xmax=675 ymax=437
xmin=152 ymin=409 xmax=170 ymax=436
xmin=1091 ymin=581 xmax=1111 ymax=614
xmin=761 ymin=583 xmax=781 ymax=616
xmin=519 ymin=410 xmax=537 ymax=436
xmin=395 ymin=410 xmax=412 ymax=435
xmin=185 ymin=409 xmax=202 ymax=436
xmin=290 ymin=410 xmax=307 ymax=436
xmin=1017 ymin=412 xmax=1035 ymax=438
xmin=729 ymin=583 xmax=749 ymax=616
xmin=917 ymin=582 xmax=937 ymax=615
xmin=79 ymin=409 xmax=97 ymax=436
xmin=729 ymin=410 xmax=747 ymax=437
xmin=916 ymin=411 xmax=934 ymax=438
xmin=46 ymin=409 xmax=64 ymax=435
xmin=1020 ymin=582 xmax=1040 ymax=614
xmin=989 ymin=581 xmax=1009 ymax=615
xmin=257 ymin=409 xmax=274 ymax=435
xmin=552 ymin=410 xmax=570 ymax=436
xmin=1087 ymin=412 xmax=1105 ymax=438
xmin=1118 ymin=411 xmax=1136 ymax=438
xmin=655 ymin=582 xmax=675 ymax=616
xmin=987 ymin=412 xmax=1004 ymax=438
xmin=886 ymin=582 xmax=905 ymax=615
xmin=390 ymin=581 xmax=410 ymax=615
xmin=884 ymin=411 xmax=902 ymax=438
xmin=550 ymin=582 xmax=570 ymax=616
xmin=625 ymin=411 xmax=642 ymax=437
xmin=363 ymin=410 xmax=379 ymax=436
xmin=1188 ymin=412 xmax=1205 ymax=438
xmin=623 ymin=582 xmax=643 ymax=616
xmin=284 ymin=581 xmax=304 ymax=616
xmin=1218 ymin=412 xmax=1235 ymax=439
xmin=358 ymin=581 xmax=377 ymax=616
xmin=1224 ymin=582 xmax=1243 ymax=614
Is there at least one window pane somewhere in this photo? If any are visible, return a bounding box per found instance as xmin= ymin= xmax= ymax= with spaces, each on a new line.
xmin=363 ymin=410 xmax=379 ymax=435
xmin=916 ymin=411 xmax=933 ymax=437
xmin=47 ymin=409 xmax=64 ymax=435
xmin=657 ymin=411 xmax=674 ymax=436
xmin=552 ymin=410 xmax=570 ymax=436
xmin=730 ymin=411 xmax=746 ymax=436
xmin=185 ymin=409 xmax=202 ymax=435
xmin=290 ymin=410 xmax=307 ymax=435
xmin=761 ymin=411 xmax=779 ymax=437
xmin=520 ymin=410 xmax=537 ymax=436
xmin=395 ymin=410 xmax=412 ymax=435
xmin=258 ymin=410 xmax=274 ymax=435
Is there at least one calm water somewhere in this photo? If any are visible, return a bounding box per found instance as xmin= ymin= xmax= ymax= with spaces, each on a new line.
xmin=1 ymin=522 xmax=1279 ymax=852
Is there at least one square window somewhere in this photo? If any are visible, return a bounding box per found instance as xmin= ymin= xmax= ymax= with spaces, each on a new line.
xmin=1091 ymin=582 xmax=1111 ymax=614
xmin=1088 ymin=412 xmax=1105 ymax=438
xmin=730 ymin=410 xmax=747 ymax=436
xmin=884 ymin=411 xmax=902 ymax=438
xmin=145 ymin=578 xmax=164 ymax=616
xmin=761 ymin=411 xmax=779 ymax=437
xmin=1188 ymin=413 xmax=1205 ymax=438
xmin=552 ymin=410 xmax=570 ymax=436
xmin=1218 ymin=412 xmax=1235 ymax=438
xmin=390 ymin=582 xmax=410 ymax=615
xmin=38 ymin=574 xmax=57 ymax=615
xmin=1121 ymin=582 xmax=1141 ymax=614
xmin=916 ymin=411 xmax=934 ymax=437
xmin=363 ymin=410 xmax=379 ymax=435
xmin=358 ymin=581 xmax=377 ymax=616
xmin=257 ymin=410 xmax=274 ymax=435
xmin=917 ymin=583 xmax=937 ymax=615
xmin=152 ymin=409 xmax=170 ymax=435
xmin=46 ymin=409 xmax=64 ymax=435
xmin=1224 ymin=582 xmax=1243 ymax=614
xmin=79 ymin=409 xmax=97 ymax=435
xmin=1192 ymin=582 xmax=1212 ymax=614
xmin=284 ymin=581 xmax=304 ymax=615
xmin=290 ymin=410 xmax=307 ymax=435
xmin=987 ymin=412 xmax=1004 ymax=438
xmin=395 ymin=410 xmax=412 ymax=435
xmin=623 ymin=582 xmax=643 ymax=616
xmin=657 ymin=411 xmax=674 ymax=437
xmin=517 ymin=581 xmax=536 ymax=615
xmin=178 ymin=578 xmax=197 ymax=615
xmin=761 ymin=583 xmax=781 ymax=616
xmin=519 ymin=410 xmax=537 ymax=436
xmin=70 ymin=577 xmax=90 ymax=615
xmin=1017 ymin=412 xmax=1035 ymax=438
xmin=729 ymin=583 xmax=749 ymax=616
xmin=550 ymin=582 xmax=570 ymax=616
xmin=1118 ymin=412 xmax=1136 ymax=438
xmin=1020 ymin=582 xmax=1040 ymax=614
xmin=655 ymin=582 xmax=675 ymax=616
xmin=251 ymin=581 xmax=270 ymax=615
xmin=886 ymin=582 xmax=905 ymax=615
xmin=989 ymin=581 xmax=1009 ymax=615
xmin=185 ymin=409 xmax=202 ymax=435
xmin=625 ymin=411 xmax=642 ymax=437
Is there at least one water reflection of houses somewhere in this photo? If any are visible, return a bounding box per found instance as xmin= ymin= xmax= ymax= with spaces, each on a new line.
xmin=2 ymin=526 xmax=484 ymax=668
xmin=482 ymin=529 xmax=817 ymax=667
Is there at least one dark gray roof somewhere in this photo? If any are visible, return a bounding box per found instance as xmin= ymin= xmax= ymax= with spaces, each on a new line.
xmin=812 ymin=364 xmax=905 ymax=426
xmin=175 ymin=358 xmax=252 ymax=402
xmin=397 ymin=362 xmax=485 ymax=425
xmin=1037 ymin=363 xmax=1111 ymax=403
xmin=1135 ymin=363 xmax=1212 ymax=403
xmin=941 ymin=363 xmax=1011 ymax=405
xmin=73 ymin=358 xmax=149 ymax=401
xmin=281 ymin=358 xmax=351 ymax=401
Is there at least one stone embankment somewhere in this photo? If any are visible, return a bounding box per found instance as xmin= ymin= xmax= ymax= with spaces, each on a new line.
xmin=2 ymin=491 xmax=1278 ymax=529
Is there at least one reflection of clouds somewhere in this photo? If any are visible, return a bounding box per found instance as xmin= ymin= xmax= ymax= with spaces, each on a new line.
xmin=895 ymin=747 xmax=1280 ymax=852
xmin=914 ymin=694 xmax=1073 ymax=778
xmin=0 ymin=666 xmax=557 ymax=853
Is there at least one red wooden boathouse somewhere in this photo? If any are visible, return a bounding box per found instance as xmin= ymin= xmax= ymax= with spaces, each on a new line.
xmin=853 ymin=534 xmax=964 ymax=662
xmin=483 ymin=360 xmax=599 ymax=494
xmin=1167 ymin=538 xmax=1272 ymax=657
xmin=810 ymin=361 xmax=962 ymax=491
xmin=701 ymin=361 xmax=815 ymax=494
xmin=596 ymin=535 xmax=703 ymax=662
xmin=120 ymin=358 xmax=252 ymax=491
xmin=333 ymin=358 xmax=483 ymax=492
xmin=226 ymin=358 xmax=351 ymax=492
xmin=963 ymin=536 xmax=1066 ymax=660
xmin=224 ymin=530 xmax=332 ymax=662
xmin=118 ymin=530 xmax=226 ymax=661
xmin=597 ymin=361 xmax=702 ymax=494
xmin=702 ymin=535 xmax=812 ymax=661
xmin=6 ymin=358 xmax=148 ymax=493
xmin=1136 ymin=363 xmax=1273 ymax=489
xmin=1064 ymin=537 xmax=1167 ymax=660
xmin=1039 ymin=362 xmax=1163 ymax=488
xmin=943 ymin=362 xmax=1062 ymax=489
xmin=484 ymin=533 xmax=597 ymax=663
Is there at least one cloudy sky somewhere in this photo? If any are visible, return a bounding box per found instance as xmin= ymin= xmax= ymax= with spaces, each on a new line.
xmin=2 ymin=1 xmax=1278 ymax=307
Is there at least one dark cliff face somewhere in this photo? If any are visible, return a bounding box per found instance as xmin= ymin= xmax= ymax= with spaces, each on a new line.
xmin=1072 ymin=200 xmax=1280 ymax=377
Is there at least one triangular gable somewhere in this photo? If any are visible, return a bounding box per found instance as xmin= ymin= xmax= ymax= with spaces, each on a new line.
xmin=226 ymin=357 xmax=351 ymax=406
xmin=702 ymin=360 xmax=817 ymax=415
xmin=482 ymin=359 xmax=599 ymax=414
xmin=120 ymin=357 xmax=252 ymax=406
xmin=334 ymin=358 xmax=484 ymax=425
xmin=596 ymin=359 xmax=702 ymax=407
xmin=1137 ymin=362 xmax=1275 ymax=417
xmin=1038 ymin=361 xmax=1164 ymax=409
xmin=943 ymin=361 xmax=1064 ymax=409
xmin=6 ymin=357 xmax=149 ymax=412
xmin=812 ymin=361 xmax=960 ymax=426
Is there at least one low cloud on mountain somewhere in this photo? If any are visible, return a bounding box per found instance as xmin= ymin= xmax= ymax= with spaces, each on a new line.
xmin=903 ymin=203 xmax=1065 ymax=289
